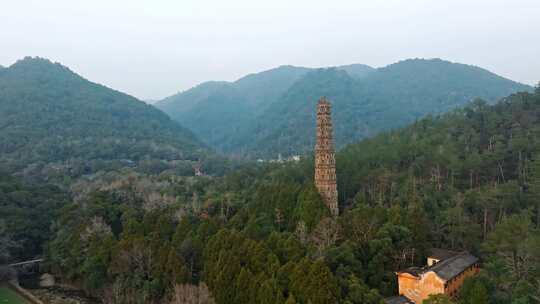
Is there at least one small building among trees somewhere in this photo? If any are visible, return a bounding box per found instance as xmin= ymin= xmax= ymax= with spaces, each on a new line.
xmin=387 ymin=249 xmax=480 ymax=304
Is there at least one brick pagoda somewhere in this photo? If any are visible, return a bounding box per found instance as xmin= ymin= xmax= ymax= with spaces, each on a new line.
xmin=314 ymin=97 xmax=338 ymax=216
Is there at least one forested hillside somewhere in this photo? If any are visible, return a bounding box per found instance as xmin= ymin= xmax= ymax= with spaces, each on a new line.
xmin=0 ymin=173 xmax=68 ymax=262
xmin=157 ymin=59 xmax=531 ymax=158
xmin=0 ymin=57 xmax=209 ymax=179
xmin=45 ymin=87 xmax=540 ymax=304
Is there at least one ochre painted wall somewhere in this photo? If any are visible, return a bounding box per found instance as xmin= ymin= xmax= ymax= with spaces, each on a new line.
xmin=397 ymin=265 xmax=479 ymax=304
xmin=397 ymin=272 xmax=445 ymax=304
xmin=397 ymin=273 xmax=422 ymax=303
xmin=417 ymin=272 xmax=445 ymax=302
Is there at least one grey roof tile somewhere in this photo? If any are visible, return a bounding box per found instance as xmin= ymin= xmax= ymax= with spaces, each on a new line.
xmin=428 ymin=253 xmax=478 ymax=281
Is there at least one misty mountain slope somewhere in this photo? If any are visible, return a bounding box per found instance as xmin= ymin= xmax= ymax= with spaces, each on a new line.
xmin=174 ymin=84 xmax=256 ymax=150
xmin=361 ymin=58 xmax=529 ymax=116
xmin=156 ymin=65 xmax=311 ymax=115
xmin=0 ymin=57 xmax=205 ymax=170
xmin=155 ymin=65 xmax=313 ymax=149
xmin=242 ymin=68 xmax=362 ymax=156
xmin=336 ymin=63 xmax=374 ymax=79
xmin=158 ymin=58 xmax=531 ymax=157
xmin=157 ymin=81 xmax=230 ymax=118
xmin=232 ymin=65 xmax=312 ymax=109
xmin=244 ymin=59 xmax=531 ymax=157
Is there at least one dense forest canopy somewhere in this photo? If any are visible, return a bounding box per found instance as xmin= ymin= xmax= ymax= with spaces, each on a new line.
xmin=156 ymin=59 xmax=531 ymax=158
xmin=0 ymin=172 xmax=69 ymax=262
xmin=29 ymin=87 xmax=539 ymax=304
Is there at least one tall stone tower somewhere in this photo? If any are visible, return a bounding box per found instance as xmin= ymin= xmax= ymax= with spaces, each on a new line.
xmin=314 ymin=97 xmax=338 ymax=216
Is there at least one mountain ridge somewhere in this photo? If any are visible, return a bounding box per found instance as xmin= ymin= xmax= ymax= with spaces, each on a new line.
xmin=0 ymin=57 xmax=206 ymax=176
xmin=156 ymin=58 xmax=532 ymax=157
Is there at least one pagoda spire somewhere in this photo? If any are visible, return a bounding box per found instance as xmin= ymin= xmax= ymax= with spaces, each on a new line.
xmin=314 ymin=97 xmax=338 ymax=216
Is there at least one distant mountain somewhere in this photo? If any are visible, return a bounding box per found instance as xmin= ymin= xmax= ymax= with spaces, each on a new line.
xmin=157 ymin=58 xmax=532 ymax=158
xmin=336 ymin=63 xmax=374 ymax=79
xmin=244 ymin=68 xmax=359 ymax=157
xmin=232 ymin=65 xmax=313 ymax=109
xmin=158 ymin=81 xmax=230 ymax=118
xmin=156 ymin=65 xmax=315 ymax=150
xmin=0 ymin=57 xmax=205 ymax=175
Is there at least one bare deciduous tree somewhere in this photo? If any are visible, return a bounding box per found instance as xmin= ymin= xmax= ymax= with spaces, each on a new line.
xmin=170 ymin=283 xmax=215 ymax=304
xmin=310 ymin=217 xmax=340 ymax=257
xmin=295 ymin=220 xmax=308 ymax=245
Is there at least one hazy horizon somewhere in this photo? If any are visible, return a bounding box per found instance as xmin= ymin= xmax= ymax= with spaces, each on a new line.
xmin=1 ymin=0 xmax=539 ymax=100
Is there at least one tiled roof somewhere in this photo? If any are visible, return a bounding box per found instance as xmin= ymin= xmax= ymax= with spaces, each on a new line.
xmin=397 ymin=251 xmax=478 ymax=281
xmin=429 ymin=252 xmax=478 ymax=281
xmin=384 ymin=296 xmax=415 ymax=304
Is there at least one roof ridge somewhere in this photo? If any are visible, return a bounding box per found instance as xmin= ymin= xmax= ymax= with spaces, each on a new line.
xmin=425 ymin=252 xmax=478 ymax=281
xmin=426 ymin=251 xmax=468 ymax=271
xmin=397 ymin=251 xmax=477 ymax=279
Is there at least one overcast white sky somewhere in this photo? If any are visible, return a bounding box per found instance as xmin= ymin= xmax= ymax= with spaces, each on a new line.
xmin=1 ymin=0 xmax=538 ymax=100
